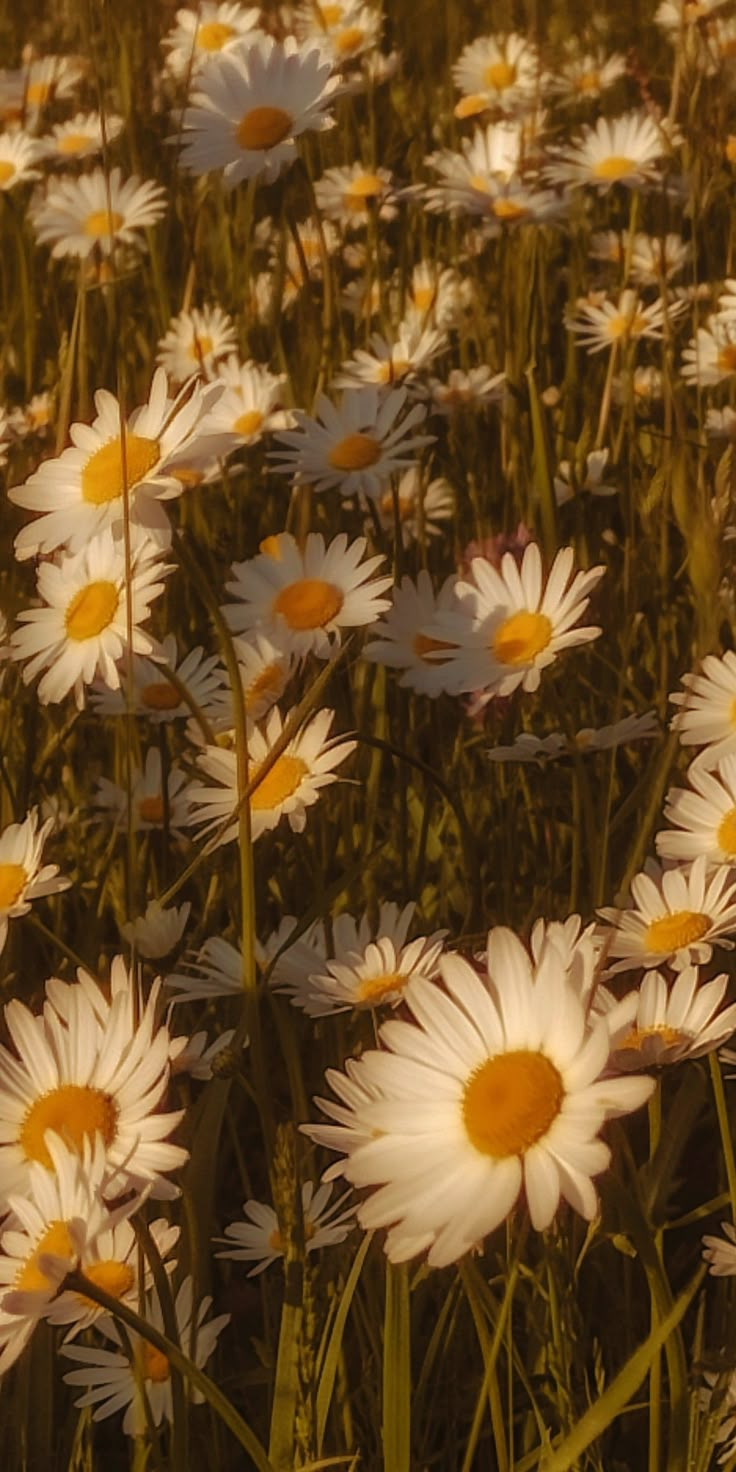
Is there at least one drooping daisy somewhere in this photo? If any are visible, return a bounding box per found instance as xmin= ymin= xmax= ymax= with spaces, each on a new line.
xmin=304 ymin=927 xmax=653 ymax=1266
xmin=314 ymin=162 xmax=398 ymax=229
xmin=452 ymin=33 xmax=542 ymax=115
xmin=603 ymin=966 xmax=736 ymax=1069
xmin=270 ymin=385 xmax=433 ymax=499
xmin=10 ymin=370 xmax=225 ymax=559
xmin=670 ymin=651 xmax=736 ymax=767
xmin=10 ymin=531 xmax=168 ymax=709
xmin=571 ymin=712 xmax=660 ymax=752
xmin=89 ymin=635 xmax=225 ymax=723
xmin=429 ymin=542 xmax=605 ymax=700
xmin=333 ymin=323 xmax=447 ymax=391
xmin=216 ymin=1181 xmax=356 ymax=1275
xmin=656 ymin=754 xmax=736 ymax=864
xmin=429 ymin=365 xmax=506 ymax=413
xmin=40 ymin=112 xmax=124 ymax=164
xmin=186 ymin=705 xmax=356 ymax=846
xmin=544 ymin=110 xmax=672 ymax=191
xmin=223 ymin=531 xmax=392 ymax=658
xmin=0 ymin=958 xmax=187 ymax=1200
xmin=156 ymin=305 xmax=237 ymax=384
xmin=371 ymin=468 xmax=455 ymax=546
xmin=93 ymin=747 xmax=191 ymax=837
xmin=680 ymin=320 xmax=736 ymax=386
xmin=206 ymin=356 xmax=292 ymax=444
xmin=31 ymin=167 xmax=167 ymax=259
xmin=424 ymin=127 xmax=561 ymax=227
xmin=279 ymin=901 xmax=447 ymax=1016
xmin=0 ymin=808 xmax=70 ymax=955
xmin=121 ymin=901 xmax=192 ymax=960
xmin=598 ymin=855 xmax=736 ymax=974
xmin=0 ymin=131 xmax=43 ymax=191
xmin=176 ymin=36 xmax=338 ymax=186
xmin=62 ymin=1278 xmax=229 ymax=1437
xmin=162 ymin=2 xmax=262 ymax=78
xmin=565 ymin=289 xmax=684 ymax=354
xmin=554 ymin=448 xmax=616 ymax=505
xmin=363 ymin=571 xmax=461 ymax=697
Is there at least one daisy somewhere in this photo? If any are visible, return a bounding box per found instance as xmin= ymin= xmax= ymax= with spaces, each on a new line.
xmin=612 ymin=364 xmax=664 ymax=406
xmin=156 ymin=305 xmax=237 ymax=384
xmin=167 ymin=935 xmax=245 ymax=1002
xmin=304 ymin=926 xmax=653 ymax=1266
xmin=629 ymin=232 xmax=691 ymax=286
xmin=162 ymin=2 xmax=262 ymax=78
xmin=0 ymin=958 xmax=187 ymax=1200
xmin=371 ymin=468 xmax=455 ymax=545
xmin=657 ymin=754 xmax=736 ymax=863
xmin=31 ymin=167 xmax=167 ymax=260
xmin=0 ymin=809 xmax=70 ymax=956
xmin=169 ymin=1027 xmax=236 ymax=1080
xmin=571 ymin=712 xmax=660 ymax=751
xmin=275 ymin=216 xmax=341 ymax=309
xmin=216 ymin=1181 xmax=356 ymax=1275
xmin=20 ymin=54 xmax=86 ymax=114
xmin=40 ymin=112 xmax=124 ymax=164
xmin=280 ymin=901 xmax=447 ymax=1016
xmin=547 ymin=49 xmax=627 ymax=103
xmin=604 ymin=966 xmax=736 ymax=1069
xmin=333 ymin=323 xmax=447 ymax=391
xmin=452 ymin=33 xmax=542 ymax=114
xmin=403 ymin=263 xmax=462 ymax=331
xmin=89 ymin=635 xmax=225 ymax=722
xmin=316 ymin=5 xmax=383 ymax=66
xmin=703 ymin=1221 xmax=736 ymax=1276
xmin=206 ymin=356 xmax=292 ymax=444
xmin=670 ymin=651 xmax=736 ymax=766
xmin=121 ymin=901 xmax=192 ymax=960
xmin=707 ymin=406 xmax=736 ymax=440
xmin=426 ymin=124 xmax=527 ymax=206
xmin=7 ymin=391 xmax=54 ymax=440
xmin=186 ymin=705 xmax=356 ymax=846
xmin=10 ymin=531 xmax=168 ymax=710
xmin=429 ymin=365 xmax=506 ymax=413
xmin=270 ymin=385 xmax=433 ymax=499
xmin=168 ymin=919 xmax=327 ymax=1003
xmin=565 ymin=290 xmax=683 ymax=354
xmin=294 ymin=0 xmax=355 ymax=41
xmin=655 ymin=0 xmax=723 ymax=35
xmin=598 ymin=855 xmax=736 ymax=974
xmin=680 ymin=320 xmax=736 ymax=386
xmin=43 ymin=1214 xmax=179 ymax=1340
xmin=62 ymin=1278 xmax=229 ymax=1437
xmin=223 ymin=531 xmax=392 ymax=659
xmin=0 ymin=131 xmax=43 ymax=190
xmin=10 ymin=369 xmax=225 ymax=559
xmin=176 ymin=36 xmax=338 ymax=186
xmin=554 ymin=448 xmax=616 ymax=505
xmin=187 ymin=632 xmax=294 ymax=738
xmin=314 ymin=163 xmax=398 ymax=229
xmin=93 ymin=747 xmax=191 ymax=837
xmin=363 ymin=571 xmax=461 ymax=697
xmin=429 ymin=542 xmax=605 ymax=700
xmin=486 ymin=732 xmax=569 ymax=763
xmin=544 ymin=110 xmax=671 ymax=191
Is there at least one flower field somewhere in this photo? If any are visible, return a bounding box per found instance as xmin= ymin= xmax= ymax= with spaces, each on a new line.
xmin=2 ymin=0 xmax=736 ymax=1467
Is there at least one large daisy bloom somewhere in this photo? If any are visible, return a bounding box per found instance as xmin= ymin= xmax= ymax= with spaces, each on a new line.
xmin=544 ymin=111 xmax=671 ymax=191
xmin=62 ymin=1278 xmax=229 ymax=1437
xmin=31 ymin=167 xmax=167 ymax=259
xmin=304 ymin=927 xmax=653 ymax=1266
xmin=186 ymin=705 xmax=356 ymax=846
xmin=657 ymin=754 xmax=736 ymax=865
xmin=363 ymin=571 xmax=462 ymax=697
xmin=10 ymin=531 xmax=168 ymax=709
xmin=176 ymin=36 xmax=338 ymax=186
xmin=42 ymin=1214 xmax=179 ymax=1340
xmin=598 ymin=855 xmax=736 ymax=975
xmin=0 ymin=959 xmax=188 ymax=1201
xmin=10 ymin=370 xmax=225 ymax=560
xmin=223 ymin=531 xmax=393 ymax=658
xmin=270 ymin=385 xmax=433 ymax=499
xmin=162 ymin=2 xmax=262 ymax=78
xmin=216 ymin=1181 xmax=356 ymax=1275
xmin=279 ymin=900 xmax=447 ymax=1016
xmin=429 ymin=543 xmax=604 ymax=700
xmin=670 ymin=651 xmax=736 ymax=767
xmin=0 ymin=809 xmax=70 ymax=955
xmin=603 ymin=966 xmax=736 ymax=1070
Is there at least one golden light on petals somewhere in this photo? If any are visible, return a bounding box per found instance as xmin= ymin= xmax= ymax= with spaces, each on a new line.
xmin=718 ymin=807 xmax=736 ymax=857
xmin=644 ymin=910 xmax=710 ymax=952
xmin=483 ymin=60 xmax=516 ymax=90
xmin=236 ymin=106 xmax=292 ymax=152
xmin=81 ymin=432 xmax=160 ymax=505
xmin=15 ymin=1221 xmax=75 ymax=1292
xmin=0 ymin=862 xmax=28 ymax=909
xmin=492 ymin=610 xmax=552 ymax=666
xmin=575 ymin=70 xmax=601 ymax=93
xmin=318 ymin=1 xmax=344 ymax=22
xmin=26 ymin=81 xmax=52 ymax=106
xmin=20 ymin=1085 xmax=118 ymax=1170
xmin=260 ymin=535 xmax=282 ymax=558
xmin=356 ymin=970 xmax=406 ymax=1003
xmin=412 ymin=285 xmax=436 ymax=311
xmin=196 ymin=20 xmax=236 ymax=49
xmin=0 ymin=161 xmax=16 ymax=184
xmin=141 ymin=681 xmax=180 ymax=711
xmin=376 ymin=358 xmax=410 ymax=384
xmin=454 ymin=94 xmax=489 ymax=119
xmin=273 ymin=578 xmax=343 ymax=630
xmin=327 ymin=432 xmax=381 ymax=470
xmin=268 ymin=1225 xmax=284 ymax=1252
xmin=65 ymin=581 xmax=120 ymax=641
xmin=78 ymin=1259 xmax=136 ymax=1304
xmin=234 ymin=409 xmax=264 ymax=436
xmin=141 ymin=1342 xmax=170 ymax=1384
xmin=726 ymin=136 xmax=736 ymax=164
xmin=462 ymin=1050 xmax=563 ymax=1158
xmin=186 ymin=333 xmax=213 ymax=361
xmin=591 ymin=155 xmax=635 ymax=181
xmin=492 ymin=198 xmax=529 ymax=221
xmin=607 ymin=312 xmax=648 ymax=339
xmin=250 ymin=755 xmax=308 ymax=811
xmin=83 ymin=208 xmax=124 ymax=238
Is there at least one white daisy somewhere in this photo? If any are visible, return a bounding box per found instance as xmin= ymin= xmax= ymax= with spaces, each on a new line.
xmin=156 ymin=305 xmax=237 ymax=384
xmin=565 ymin=289 xmax=684 ymax=354
xmin=554 ymin=448 xmax=616 ymax=505
xmin=313 ymin=162 xmax=398 ymax=229
xmin=612 ymin=365 xmax=664 ymax=407
xmin=547 ymin=49 xmax=627 ymax=104
xmin=93 ymin=747 xmax=191 ymax=837
xmin=629 ymin=232 xmax=691 ymax=286
xmin=363 ymin=570 xmax=461 ymax=697
xmin=403 ymin=263 xmax=463 ymax=331
xmin=429 ymin=365 xmax=506 ymax=413
xmin=223 ymin=531 xmax=392 ymax=659
xmin=89 ymin=635 xmax=225 ymax=723
xmin=10 ymin=531 xmax=168 ymax=709
xmin=706 ymin=407 xmax=736 ymax=440
xmin=598 ymin=855 xmax=736 ymax=974
xmin=333 ymin=323 xmax=447 ymax=391
xmin=657 ymin=753 xmax=736 ymax=864
xmin=187 ymin=632 xmax=294 ymax=739
xmin=43 ymin=1215 xmax=179 ymax=1340
xmin=452 ymin=33 xmax=542 ymax=114
xmin=670 ymin=651 xmax=736 ymax=766
xmin=544 ymin=110 xmax=672 ymax=191
xmin=270 ymin=385 xmax=433 ymax=499
xmin=186 ymin=705 xmax=356 ymax=846
xmin=680 ymin=320 xmax=736 ymax=386
xmin=162 ymin=2 xmax=262 ymax=78
xmin=205 ymin=356 xmax=292 ymax=444
xmin=168 ymin=918 xmax=327 ymax=1003
xmin=0 ymin=808 xmax=70 ymax=956
xmin=486 ymin=732 xmax=569 ymax=763
xmin=280 ymin=901 xmax=447 ymax=1016
xmin=216 ymin=1181 xmax=355 ymax=1275
xmin=19 ymin=54 xmax=86 ymax=115
xmin=316 ymin=5 xmax=383 ymax=66
xmin=121 ymin=901 xmax=192 ymax=960
xmin=424 ymin=128 xmax=561 ymax=226
xmin=304 ymin=927 xmax=653 ymax=1266
xmin=370 ymin=468 xmax=455 ymax=545
xmin=0 ymin=131 xmax=43 ymax=190
xmin=176 ymin=36 xmax=338 ymax=186
xmin=703 ymin=1221 xmax=736 ymax=1276
xmin=31 ymin=167 xmax=167 ymax=259
xmin=169 ymin=1028 xmax=236 ymax=1080
xmin=572 ymin=712 xmax=660 ymax=751
xmin=273 ymin=216 xmax=341 ymax=309
xmin=39 ymin=112 xmax=124 ymax=164
xmin=603 ymin=966 xmax=736 ymax=1069
xmin=0 ymin=958 xmax=188 ymax=1200
xmin=7 ymin=391 xmax=54 ymax=440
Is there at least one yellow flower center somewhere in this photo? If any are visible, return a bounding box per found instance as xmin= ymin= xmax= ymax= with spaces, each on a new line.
xmin=327 ymin=432 xmax=381 ymax=470
xmin=57 ymin=132 xmax=91 ymax=155
xmin=273 ymin=577 xmax=344 ymax=631
xmin=726 ymin=135 xmax=736 ymax=164
xmin=492 ymin=198 xmax=529 ymax=221
xmin=377 ymin=357 xmax=411 ymax=383
xmin=26 ymin=81 xmax=51 ymax=106
xmin=462 ymin=1050 xmax=564 ymax=1157
xmin=19 ymin=1085 xmax=119 ymax=1170
xmin=319 ymin=1 xmax=343 ymax=20
xmin=718 ymin=344 xmax=736 ymax=373
xmin=234 ymin=409 xmax=264 ymax=436
xmin=592 ymin=155 xmax=635 ymax=181
xmin=186 ymin=333 xmax=213 ymax=361
xmin=65 ymin=581 xmax=120 ymax=641
xmin=141 ymin=680 xmax=180 ymax=711
xmin=77 ymin=1258 xmax=136 ymax=1305
xmin=139 ymin=795 xmax=165 ymax=824
xmin=260 ymin=535 xmax=282 ymax=558
xmin=718 ymin=806 xmax=736 ymax=857
xmin=607 ymin=312 xmax=649 ymax=339
xmin=15 ymin=1221 xmax=75 ymax=1292
xmin=492 ymin=610 xmax=553 ymax=665
xmin=0 ymin=160 xmax=16 ymax=184
xmin=141 ymin=1342 xmax=170 ymax=1384
xmin=81 ymin=432 xmax=160 ymax=505
xmin=0 ymin=862 xmax=28 ymax=909
xmin=356 ymin=970 xmax=406 ymax=1003
xmin=575 ymin=69 xmax=600 ymax=93
xmin=196 ymin=20 xmax=236 ymax=49
xmin=468 ymin=173 xmax=491 ymax=193
xmin=335 ymin=24 xmax=365 ymax=52
xmin=236 ymin=106 xmax=293 ymax=151
xmin=250 ymin=755 xmax=309 ymax=811
xmin=344 ymin=173 xmax=384 ymax=211
xmin=379 ymin=488 xmax=413 ymax=520
xmin=483 ymin=60 xmax=517 ymax=90
xmin=617 ymin=1023 xmax=686 ymax=1052
xmin=644 ymin=910 xmax=710 ymax=953
xmin=413 ymin=284 xmax=435 ymax=311
xmin=83 ymin=208 xmax=124 ymax=239
xmin=454 ymin=94 xmax=489 ymax=119
xmin=413 ymin=631 xmax=456 ymax=662
xmin=268 ymin=1226 xmax=284 ymax=1252
xmin=245 ymin=661 xmax=286 ymax=711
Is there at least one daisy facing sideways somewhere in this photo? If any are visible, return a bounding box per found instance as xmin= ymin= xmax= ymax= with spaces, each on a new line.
xmin=223 ymin=531 xmax=392 ymax=659
xmin=274 ymin=900 xmax=447 ymax=1015
xmin=270 ymin=385 xmax=433 ymax=499
xmin=216 ymin=1181 xmax=356 ymax=1275
xmin=156 ymin=304 xmax=237 ymax=384
xmin=657 ymin=754 xmax=736 ymax=865
xmin=304 ymin=926 xmax=653 ymax=1266
xmin=565 ymin=290 xmax=684 ymax=355
xmin=363 ymin=570 xmax=461 ymax=697
xmin=0 ymin=808 xmax=70 ymax=955
xmin=30 ymin=167 xmax=167 ymax=259
xmin=206 ymin=356 xmax=292 ymax=444
xmin=597 ymin=855 xmax=736 ymax=975
xmin=544 ymin=110 xmax=672 ymax=192
xmin=669 ymin=650 xmax=736 ymax=767
xmin=89 ymin=634 xmax=225 ymax=722
xmin=602 ymin=966 xmax=736 ymax=1070
xmin=313 ymin=162 xmax=398 ymax=229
